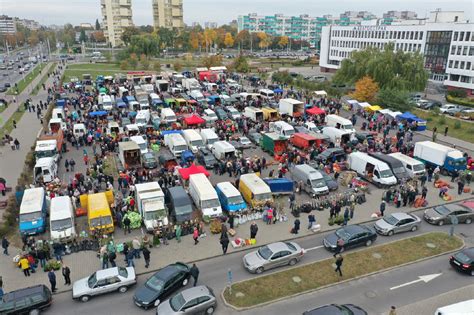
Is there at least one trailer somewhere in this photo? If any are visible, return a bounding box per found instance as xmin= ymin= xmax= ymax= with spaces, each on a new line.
xmin=260 ymin=132 xmax=288 ymax=156
xmin=278 ymin=98 xmax=304 ymax=117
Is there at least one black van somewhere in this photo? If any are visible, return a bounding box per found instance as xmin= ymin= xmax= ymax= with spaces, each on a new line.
xmin=0 ymin=285 xmax=52 ymax=315
xmin=165 ymin=186 xmax=193 ymax=223
xmin=369 ymin=152 xmax=411 ymax=182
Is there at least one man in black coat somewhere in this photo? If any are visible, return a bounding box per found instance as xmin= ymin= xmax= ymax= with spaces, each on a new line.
xmin=62 ymin=264 xmax=71 ymax=285
xmin=250 ymin=222 xmax=258 ymax=239
xmin=190 ymin=264 xmax=199 ymax=287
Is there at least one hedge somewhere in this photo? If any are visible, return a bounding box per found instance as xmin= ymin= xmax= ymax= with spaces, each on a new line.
xmin=446 ymin=95 xmax=474 ymax=108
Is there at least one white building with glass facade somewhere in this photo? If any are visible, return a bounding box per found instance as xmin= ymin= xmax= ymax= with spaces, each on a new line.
xmin=319 ymin=11 xmax=473 ymax=96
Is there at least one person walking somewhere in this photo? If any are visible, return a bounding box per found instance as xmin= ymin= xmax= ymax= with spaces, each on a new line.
xmin=334 ymin=255 xmax=344 ymax=277
xmin=69 ymin=159 xmax=75 ymax=171
xmin=175 ymin=225 xmax=182 ymax=243
xmin=343 ymin=208 xmax=350 ymax=226
xmin=250 ymin=221 xmax=258 ymax=239
xmin=220 ymin=233 xmax=230 ymax=255
xmin=380 ymin=200 xmax=386 ymax=216
xmin=18 ymin=256 xmax=30 ymax=277
xmin=65 ymin=159 xmax=69 ymax=172
xmin=62 ymin=264 xmax=71 ymax=285
xmin=193 ymin=227 xmax=199 ymax=245
xmin=307 ymin=214 xmax=316 ymax=230
xmin=333 ymin=238 xmax=344 ymax=257
xmin=101 ymin=251 xmax=109 ymax=269
xmin=444 ymin=126 xmax=448 ymax=137
xmin=190 ymin=263 xmax=199 ymax=286
xmin=126 ymin=249 xmax=135 ymax=267
xmin=48 ymin=269 xmax=57 ymax=293
xmin=458 ymin=180 xmax=465 ymax=195
xmin=291 ymin=219 xmax=300 ymax=234
xmin=2 ymin=237 xmax=9 ymax=255
xmin=142 ymin=246 xmax=151 ymax=268
xmin=389 ymin=306 xmax=397 ymax=315
xmin=123 ymin=216 xmax=131 ymax=235
xmin=14 ymin=138 xmax=19 ymax=150
xmin=132 ymin=237 xmax=141 ymax=259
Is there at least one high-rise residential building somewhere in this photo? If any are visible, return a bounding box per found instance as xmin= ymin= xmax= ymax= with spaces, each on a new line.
xmin=152 ymin=0 xmax=184 ymax=30
xmin=319 ymin=11 xmax=474 ymax=96
xmin=101 ymin=0 xmax=133 ymax=47
xmin=0 ymin=15 xmax=16 ymax=34
xmin=15 ymin=18 xmax=41 ymax=31
xmin=238 ymin=13 xmax=335 ymax=49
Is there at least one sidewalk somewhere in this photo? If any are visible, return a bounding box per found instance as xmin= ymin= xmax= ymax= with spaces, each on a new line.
xmin=0 ymin=62 xmax=53 ymax=129
xmin=416 ymin=129 xmax=474 ymax=153
xmin=0 ymin=63 xmax=60 ymax=206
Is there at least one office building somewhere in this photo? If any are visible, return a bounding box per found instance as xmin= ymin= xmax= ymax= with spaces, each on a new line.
xmin=0 ymin=15 xmax=16 ymax=34
xmin=101 ymin=0 xmax=133 ymax=47
xmin=152 ymin=0 xmax=184 ymax=29
xmin=319 ymin=11 xmax=473 ymax=96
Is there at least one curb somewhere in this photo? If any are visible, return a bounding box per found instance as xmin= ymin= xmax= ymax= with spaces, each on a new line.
xmin=49 ymin=196 xmax=473 ymax=296
xmin=220 ymin=232 xmax=466 ymax=311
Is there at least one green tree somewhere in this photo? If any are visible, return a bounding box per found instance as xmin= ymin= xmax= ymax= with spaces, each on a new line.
xmin=128 ymin=53 xmax=138 ymax=69
xmin=232 ymin=54 xmax=249 ymax=73
xmin=79 ymin=29 xmax=87 ymax=43
xmin=173 ymin=61 xmax=183 ymax=72
xmin=152 ymin=61 xmax=162 ymax=72
xmin=121 ymin=26 xmax=140 ymax=46
xmin=334 ymin=43 xmax=428 ymax=92
xmin=377 ymin=88 xmax=413 ymax=112
xmin=140 ymin=54 xmax=150 ymax=70
xmin=272 ymin=71 xmax=293 ymax=85
xmin=120 ymin=60 xmax=130 ymax=70
xmin=95 ymin=19 xmax=101 ymax=30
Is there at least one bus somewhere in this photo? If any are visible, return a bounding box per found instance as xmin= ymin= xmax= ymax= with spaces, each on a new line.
xmin=19 ymin=187 xmax=47 ymax=235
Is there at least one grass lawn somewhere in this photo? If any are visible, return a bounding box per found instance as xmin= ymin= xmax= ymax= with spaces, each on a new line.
xmin=223 ymin=232 xmax=463 ymax=308
xmin=6 ymin=63 xmax=47 ymax=95
xmin=66 ymin=63 xmax=123 ymax=71
xmin=32 ymin=63 xmax=56 ymax=96
xmin=413 ymin=109 xmax=474 ymax=144
xmin=0 ymin=107 xmax=26 ymax=139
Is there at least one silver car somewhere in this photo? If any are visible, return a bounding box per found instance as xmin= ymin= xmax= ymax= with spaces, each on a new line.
xmin=156 ymin=285 xmax=217 ymax=315
xmin=374 ymin=212 xmax=421 ymax=236
xmin=243 ymin=241 xmax=304 ymax=274
xmin=72 ymin=267 xmax=136 ymax=302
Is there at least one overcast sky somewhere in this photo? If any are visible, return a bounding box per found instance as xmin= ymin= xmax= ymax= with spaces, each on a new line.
xmin=1 ymin=0 xmax=472 ymax=26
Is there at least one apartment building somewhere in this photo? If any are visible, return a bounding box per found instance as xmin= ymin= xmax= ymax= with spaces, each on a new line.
xmin=0 ymin=15 xmax=16 ymax=34
xmin=152 ymin=0 xmax=184 ymax=29
xmin=101 ymin=0 xmax=133 ymax=47
xmin=319 ymin=11 xmax=473 ymax=95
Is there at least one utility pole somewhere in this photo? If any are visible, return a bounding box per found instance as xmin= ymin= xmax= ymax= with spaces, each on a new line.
xmin=250 ymin=32 xmax=253 ymax=53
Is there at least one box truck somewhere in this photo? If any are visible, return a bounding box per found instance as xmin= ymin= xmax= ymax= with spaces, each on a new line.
xmin=278 ymin=98 xmax=304 ymax=117
xmin=189 ymin=173 xmax=222 ymax=220
xmin=348 ymin=152 xmax=397 ymax=187
xmin=414 ymin=141 xmax=466 ymax=175
xmin=135 ymin=182 xmax=168 ymax=231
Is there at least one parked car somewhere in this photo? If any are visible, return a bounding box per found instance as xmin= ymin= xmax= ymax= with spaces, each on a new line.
xmin=0 ymin=285 xmax=52 ymax=314
xmin=239 ymin=136 xmax=253 ymax=149
xmin=0 ymin=85 xmax=7 ymax=92
xmin=459 ymin=109 xmax=474 ymax=120
xmin=142 ymin=152 xmax=158 ymax=169
xmin=439 ymin=104 xmax=461 ymax=114
xmin=243 ymin=241 xmax=304 ymax=274
xmin=321 ymin=172 xmax=338 ymax=191
xmin=323 ymin=225 xmax=377 ymax=251
xmin=72 ymin=267 xmax=136 ymax=302
xmin=133 ymin=262 xmax=191 ymax=309
xmin=248 ymin=132 xmax=262 ymax=145
xmin=353 ymin=131 xmax=376 ymax=144
xmin=449 ymin=247 xmax=474 ymax=276
xmin=423 ymin=202 xmax=474 ymax=226
xmin=197 ymin=147 xmax=217 ymax=169
xmin=214 ymin=107 xmax=228 ymax=120
xmin=446 ymin=105 xmax=467 ymax=116
xmin=303 ymin=304 xmax=367 ymax=315
xmin=422 ymin=100 xmax=442 ymax=110
xmin=156 ymin=285 xmax=217 ymax=315
xmin=374 ymin=212 xmax=421 ymax=236
xmin=315 ymin=148 xmax=346 ymax=164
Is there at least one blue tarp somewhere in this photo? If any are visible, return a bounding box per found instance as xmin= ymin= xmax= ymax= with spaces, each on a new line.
xmin=116 ymin=100 xmax=127 ymax=108
xmin=397 ymin=111 xmax=417 ymax=120
xmin=161 ymin=130 xmax=182 ymax=137
xmin=124 ymin=96 xmax=136 ymax=103
xmin=56 ymin=99 xmax=66 ymax=107
xmin=89 ymin=111 xmax=107 ymax=117
xmin=274 ymin=88 xmax=283 ymax=93
xmin=397 ymin=111 xmax=426 ymax=131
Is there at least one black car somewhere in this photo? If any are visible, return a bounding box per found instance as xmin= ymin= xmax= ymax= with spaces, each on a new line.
xmin=353 ymin=132 xmax=376 ymax=144
xmin=0 ymin=285 xmax=52 ymax=315
xmin=215 ymin=107 xmax=228 ymax=120
xmin=315 ymin=148 xmax=346 ymax=164
xmin=323 ymin=225 xmax=377 ymax=251
xmin=449 ymin=247 xmax=474 ymax=276
xmin=133 ymin=262 xmax=191 ymax=309
xmin=303 ymin=304 xmax=367 ymax=315
xmin=0 ymin=85 xmax=7 ymax=92
xmin=197 ymin=148 xmax=217 ymax=169
xmin=422 ymin=100 xmax=442 ymax=110
xmin=322 ymin=172 xmax=338 ymax=191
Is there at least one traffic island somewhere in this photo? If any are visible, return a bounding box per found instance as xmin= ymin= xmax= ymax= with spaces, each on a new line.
xmin=222 ymin=232 xmax=463 ymax=309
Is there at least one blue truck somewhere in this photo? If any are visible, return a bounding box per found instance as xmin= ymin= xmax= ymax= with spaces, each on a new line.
xmin=263 ymin=178 xmax=294 ymax=195
xmin=414 ymin=141 xmax=466 ymax=175
xmin=216 ymin=182 xmax=247 ymax=212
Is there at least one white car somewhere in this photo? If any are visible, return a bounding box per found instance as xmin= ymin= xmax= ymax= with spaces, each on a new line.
xmin=239 ymin=136 xmax=253 ymax=148
xmin=439 ymin=104 xmax=459 ymax=114
xmin=73 ymin=267 xmax=136 ymax=302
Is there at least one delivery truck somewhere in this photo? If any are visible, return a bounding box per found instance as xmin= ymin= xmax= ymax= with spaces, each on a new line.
xmin=290 ymin=132 xmax=318 ymax=150
xmin=118 ymin=141 xmax=141 ymax=169
xmin=279 ymin=98 xmax=304 ymax=117
xmin=263 ymin=178 xmax=294 ymax=195
xmin=35 ymin=129 xmax=64 ymax=162
xmin=414 ymin=141 xmax=466 ymax=175
xmin=135 ymin=182 xmax=169 ymax=232
xmin=189 ymin=173 xmax=222 ymax=220
xmin=260 ymin=132 xmax=288 ymax=156
xmin=348 ymin=152 xmax=397 ymax=187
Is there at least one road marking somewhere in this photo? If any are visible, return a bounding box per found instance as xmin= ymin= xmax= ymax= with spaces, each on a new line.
xmin=304 ymin=245 xmax=324 ymax=252
xmin=390 ymin=273 xmax=442 ymax=290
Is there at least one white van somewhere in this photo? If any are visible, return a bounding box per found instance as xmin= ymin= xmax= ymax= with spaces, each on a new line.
xmin=200 ymin=129 xmax=219 ymax=150
xmin=269 ymin=121 xmax=295 ymax=139
xmin=321 ymin=127 xmax=354 ymax=147
xmin=135 ymin=109 xmax=150 ymax=127
xmin=325 ymin=114 xmax=356 ymax=133
xmin=161 ymin=108 xmax=177 ymax=124
xmin=434 ymin=300 xmax=473 ymax=315
xmin=73 ymin=123 xmax=86 ymax=138
xmin=211 ymin=141 xmax=236 ymax=160
xmin=102 ymin=95 xmax=113 ymax=111
xmin=203 ymin=109 xmax=218 ymax=123
xmin=33 ymin=157 xmax=57 ymax=184
xmin=52 ymin=107 xmax=65 ymax=120
xmin=190 ymin=90 xmax=205 ymax=102
xmin=50 ymin=196 xmax=76 ymax=242
xmin=130 ymin=135 xmax=148 ymax=154
xmin=168 ymin=133 xmax=187 ymax=157
xmin=388 ymin=152 xmax=426 ymax=178
xmin=348 ymin=152 xmax=397 ymax=187
xmin=125 ymin=124 xmax=140 ymax=136
xmin=182 ymin=129 xmax=204 ymax=153
xmin=259 ymin=89 xmax=275 ymax=100
xmin=189 ymin=173 xmax=222 ymax=219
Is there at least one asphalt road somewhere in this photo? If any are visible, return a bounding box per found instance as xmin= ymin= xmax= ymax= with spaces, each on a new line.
xmin=43 ymin=210 xmax=474 ymax=315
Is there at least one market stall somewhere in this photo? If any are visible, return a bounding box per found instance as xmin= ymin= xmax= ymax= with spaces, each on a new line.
xmin=183 ymin=115 xmax=205 ymax=128
xmin=306 ymin=106 xmax=326 ymax=116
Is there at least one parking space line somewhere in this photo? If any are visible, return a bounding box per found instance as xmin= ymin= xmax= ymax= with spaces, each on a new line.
xmin=305 ymin=245 xmax=324 ymax=252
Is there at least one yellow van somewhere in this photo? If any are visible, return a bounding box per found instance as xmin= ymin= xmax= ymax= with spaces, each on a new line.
xmin=261 ymin=107 xmax=279 ymax=121
xmin=80 ymin=191 xmax=114 ymax=234
xmin=238 ymin=173 xmax=273 ymax=209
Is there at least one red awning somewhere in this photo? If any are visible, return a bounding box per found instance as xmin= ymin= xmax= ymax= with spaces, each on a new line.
xmin=178 ymin=164 xmax=210 ymax=180
xmin=184 ymin=115 xmax=205 ymax=126
xmin=306 ymin=107 xmax=326 ymax=116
